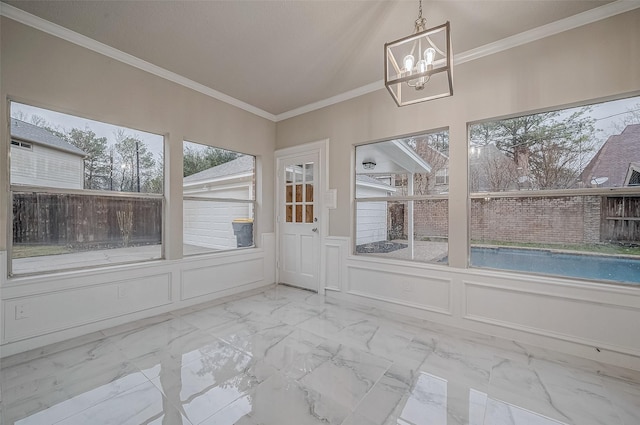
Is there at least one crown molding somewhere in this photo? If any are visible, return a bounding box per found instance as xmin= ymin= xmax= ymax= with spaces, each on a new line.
xmin=275 ymin=0 xmax=640 ymax=121
xmin=454 ymin=0 xmax=640 ymax=65
xmin=0 ymin=2 xmax=277 ymax=122
xmin=2 ymin=1 xmax=638 ymax=123
xmin=275 ymin=80 xmax=384 ymax=122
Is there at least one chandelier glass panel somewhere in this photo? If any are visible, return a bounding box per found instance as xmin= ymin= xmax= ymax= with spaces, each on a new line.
xmin=385 ymin=1 xmax=453 ymax=106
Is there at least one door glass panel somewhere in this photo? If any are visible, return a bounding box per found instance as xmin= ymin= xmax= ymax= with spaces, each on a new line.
xmin=294 ymin=184 xmax=302 ymax=202
xmin=295 ymin=164 xmax=303 ymax=183
xmin=305 ymin=163 xmax=314 ymax=182
xmin=286 ymin=185 xmax=293 ymax=203
xmin=286 ymin=166 xmax=294 ymax=184
xmin=296 ymin=205 xmax=303 ymax=223
xmin=305 ymin=205 xmax=314 ymax=223
xmin=283 ymin=160 xmax=316 ymax=225
xmin=286 ymin=205 xmax=293 ymax=223
xmin=305 ymin=183 xmax=314 ymax=202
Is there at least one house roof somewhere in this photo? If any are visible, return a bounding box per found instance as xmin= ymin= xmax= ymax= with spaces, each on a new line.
xmin=11 ymin=118 xmax=86 ymax=156
xmin=582 ymin=124 xmax=640 ymax=187
xmin=355 ymin=175 xmax=396 ymax=193
xmin=183 ymin=155 xmax=254 ymax=184
xmin=355 ymin=139 xmax=432 ymax=175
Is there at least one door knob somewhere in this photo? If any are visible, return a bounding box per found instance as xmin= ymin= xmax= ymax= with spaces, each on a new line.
xmin=312 ymin=227 xmax=318 ymax=233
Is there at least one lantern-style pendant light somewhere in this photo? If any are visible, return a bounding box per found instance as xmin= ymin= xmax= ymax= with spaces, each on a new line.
xmin=384 ymin=0 xmax=453 ymax=106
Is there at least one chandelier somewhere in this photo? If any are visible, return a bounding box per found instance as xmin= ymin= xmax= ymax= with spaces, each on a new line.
xmin=384 ymin=0 xmax=453 ymax=106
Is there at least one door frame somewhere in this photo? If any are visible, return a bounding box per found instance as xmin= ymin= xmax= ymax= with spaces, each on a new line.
xmin=275 ymin=139 xmax=329 ymax=293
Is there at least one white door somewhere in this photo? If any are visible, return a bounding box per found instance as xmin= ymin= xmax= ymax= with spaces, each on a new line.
xmin=278 ymin=153 xmax=320 ymax=291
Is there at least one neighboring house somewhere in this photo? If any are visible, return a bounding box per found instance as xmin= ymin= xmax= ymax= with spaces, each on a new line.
xmin=355 ymin=139 xmax=431 ymax=246
xmin=355 ymin=175 xmax=396 ymax=245
xmin=183 ymin=155 xmax=254 ymax=250
xmin=413 ymin=142 xmax=449 ymax=194
xmin=10 ymin=118 xmax=86 ymax=189
xmin=581 ymin=124 xmax=640 ymax=188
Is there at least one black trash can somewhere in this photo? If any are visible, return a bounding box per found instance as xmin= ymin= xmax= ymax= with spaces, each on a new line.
xmin=232 ymin=218 xmax=254 ymax=247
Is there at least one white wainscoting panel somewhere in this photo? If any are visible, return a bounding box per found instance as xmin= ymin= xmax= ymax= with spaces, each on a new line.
xmin=181 ymin=257 xmax=264 ymax=300
xmin=3 ymin=273 xmax=172 ymax=342
xmin=323 ymin=237 xmax=348 ymax=291
xmin=323 ymin=239 xmax=640 ymax=370
xmin=463 ymin=280 xmax=640 ymax=356
xmin=347 ymin=264 xmax=452 ymax=315
xmin=1 ymin=241 xmax=274 ymax=356
xmin=262 ymin=233 xmax=276 ymax=285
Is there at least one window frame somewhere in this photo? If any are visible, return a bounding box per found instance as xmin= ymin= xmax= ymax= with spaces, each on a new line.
xmin=353 ymin=129 xmax=450 ymax=264
xmin=182 ymin=141 xmax=257 ymax=257
xmin=467 ymin=96 xmax=640 ymax=285
xmin=7 ymin=101 xmax=166 ymax=277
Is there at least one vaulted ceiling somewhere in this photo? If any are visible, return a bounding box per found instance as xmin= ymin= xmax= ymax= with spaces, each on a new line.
xmin=2 ymin=1 xmax=619 ymax=118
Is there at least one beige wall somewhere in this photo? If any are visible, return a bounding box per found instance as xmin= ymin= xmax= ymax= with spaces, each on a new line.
xmin=0 ymin=17 xmax=276 ymax=257
xmin=276 ymin=10 xmax=640 ymax=266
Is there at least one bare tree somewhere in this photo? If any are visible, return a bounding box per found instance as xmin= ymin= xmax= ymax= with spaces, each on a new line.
xmin=114 ymin=130 xmax=157 ymax=193
xmin=612 ymin=102 xmax=640 ymax=133
xmin=469 ymin=108 xmax=597 ymax=190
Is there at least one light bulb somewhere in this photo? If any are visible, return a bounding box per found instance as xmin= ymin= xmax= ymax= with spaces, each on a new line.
xmin=417 ymin=59 xmax=427 ymax=73
xmin=416 ymin=59 xmax=428 ymax=90
xmin=403 ymin=55 xmax=414 ymax=73
xmin=424 ymin=47 xmax=436 ymax=65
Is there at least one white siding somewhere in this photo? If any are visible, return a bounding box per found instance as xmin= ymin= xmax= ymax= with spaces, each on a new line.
xmin=10 ymin=144 xmax=83 ymax=189
xmin=184 ymin=184 xmax=253 ymax=249
xmin=184 ymin=200 xmax=253 ymax=249
xmin=355 ymin=185 xmax=388 ymax=245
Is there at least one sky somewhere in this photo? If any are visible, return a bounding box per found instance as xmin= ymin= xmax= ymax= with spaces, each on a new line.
xmin=582 ymin=95 xmax=640 ymax=141
xmin=11 ymin=95 xmax=640 ymax=161
xmin=10 ymin=102 xmax=164 ymax=161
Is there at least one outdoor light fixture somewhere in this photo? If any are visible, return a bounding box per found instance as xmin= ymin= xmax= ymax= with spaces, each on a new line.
xmin=362 ymin=160 xmax=376 ymax=170
xmin=384 ymin=0 xmax=453 ymax=106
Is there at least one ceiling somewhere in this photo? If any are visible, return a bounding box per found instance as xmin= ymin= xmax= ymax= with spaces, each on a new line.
xmin=2 ymin=1 xmax=617 ymax=118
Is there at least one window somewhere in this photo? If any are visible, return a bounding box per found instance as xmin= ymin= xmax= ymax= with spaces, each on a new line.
xmin=469 ymin=95 xmax=640 ymax=285
xmin=435 ymin=168 xmax=448 ymax=185
xmin=183 ymin=141 xmax=256 ymax=255
xmin=354 ymin=130 xmax=449 ymax=263
xmin=11 ymin=140 xmax=32 ymax=149
xmin=9 ymin=102 xmax=164 ymax=276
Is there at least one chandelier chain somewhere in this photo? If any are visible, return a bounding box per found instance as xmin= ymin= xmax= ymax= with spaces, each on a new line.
xmin=414 ymin=0 xmax=427 ymax=33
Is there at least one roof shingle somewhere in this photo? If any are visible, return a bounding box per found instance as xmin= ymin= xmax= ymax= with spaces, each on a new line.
xmin=11 ymin=118 xmax=86 ymax=156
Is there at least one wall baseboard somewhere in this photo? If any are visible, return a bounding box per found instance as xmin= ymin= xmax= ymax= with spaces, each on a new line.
xmin=1 ymin=234 xmax=276 ymax=358
xmin=322 ymin=238 xmax=640 ymax=372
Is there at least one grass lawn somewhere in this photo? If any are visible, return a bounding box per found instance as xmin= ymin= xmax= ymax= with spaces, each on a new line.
xmin=12 ymin=245 xmax=74 ymax=258
xmin=472 ymin=240 xmax=640 ymax=256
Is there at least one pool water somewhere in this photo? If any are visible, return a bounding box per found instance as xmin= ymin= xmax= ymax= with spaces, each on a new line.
xmin=469 ymin=247 xmax=640 ymax=284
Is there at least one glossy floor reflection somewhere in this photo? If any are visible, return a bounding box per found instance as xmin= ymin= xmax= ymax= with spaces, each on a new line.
xmin=1 ymin=285 xmax=639 ymax=425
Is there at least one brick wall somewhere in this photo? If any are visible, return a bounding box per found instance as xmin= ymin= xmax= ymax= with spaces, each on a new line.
xmin=470 ymin=195 xmax=601 ymax=244
xmin=404 ymin=195 xmax=603 ymax=244
xmin=410 ymin=199 xmax=449 ymax=239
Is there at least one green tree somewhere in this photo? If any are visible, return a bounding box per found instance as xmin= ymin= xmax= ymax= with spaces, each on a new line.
xmin=183 ymin=146 xmax=239 ymax=177
xmin=65 ymin=128 xmax=109 ymax=190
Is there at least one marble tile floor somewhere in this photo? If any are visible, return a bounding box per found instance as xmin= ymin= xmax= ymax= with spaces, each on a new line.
xmin=1 ymin=285 xmax=639 ymax=425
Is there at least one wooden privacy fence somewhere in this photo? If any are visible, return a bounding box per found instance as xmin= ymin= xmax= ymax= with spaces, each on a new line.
xmin=602 ymin=196 xmax=640 ymax=243
xmin=12 ymin=192 xmax=162 ymax=248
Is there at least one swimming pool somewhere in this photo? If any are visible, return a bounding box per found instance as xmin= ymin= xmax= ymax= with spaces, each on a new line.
xmin=469 ymin=247 xmax=640 ymax=284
